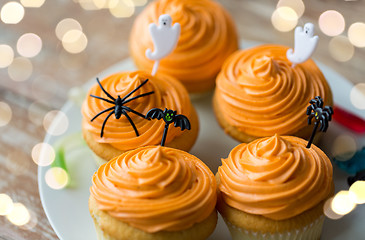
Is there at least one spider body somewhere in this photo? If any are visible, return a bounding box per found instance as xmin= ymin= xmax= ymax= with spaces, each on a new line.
xmin=306 ymin=96 xmax=333 ymax=148
xmin=90 ymin=78 xmax=154 ymax=138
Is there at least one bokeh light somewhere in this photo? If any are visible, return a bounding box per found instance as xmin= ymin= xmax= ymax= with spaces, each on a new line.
xmin=318 ymin=10 xmax=345 ymax=36
xmin=55 ymin=18 xmax=83 ymax=41
xmin=6 ymin=151 xmax=31 ymax=176
xmin=45 ymin=167 xmax=69 ymax=189
xmin=277 ymin=0 xmax=304 ymax=18
xmin=20 ymin=0 xmax=45 ymax=8
xmin=0 ymin=2 xmax=25 ymax=24
xmin=331 ymin=134 xmax=357 ymax=161
xmin=0 ymin=45 xmax=14 ymax=68
xmin=109 ymin=0 xmax=135 ymax=18
xmin=68 ymin=87 xmax=87 ymax=106
xmin=28 ymin=101 xmax=47 ymax=125
xmin=331 ymin=191 xmax=357 ymax=215
xmin=348 ymin=22 xmax=365 ymax=48
xmin=8 ymin=57 xmax=33 ymax=82
xmin=329 ymin=36 xmax=354 ymax=62
xmin=43 ymin=110 xmax=69 ymax=136
xmin=79 ymin=0 xmax=98 ymax=10
xmin=17 ymin=33 xmax=43 ymax=58
xmin=323 ymin=197 xmax=343 ymax=220
xmin=62 ymin=30 xmax=88 ymax=54
xmin=0 ymin=102 xmax=12 ymax=127
xmin=19 ymin=209 xmax=38 ymax=230
xmin=32 ymin=142 xmax=55 ymax=166
xmin=0 ymin=194 xmax=14 ymax=216
xmin=349 ymin=181 xmax=365 ymax=204
xmin=350 ymin=83 xmax=365 ymax=110
xmin=93 ymin=0 xmax=107 ymax=9
xmin=6 ymin=203 xmax=30 ymax=226
xmin=271 ymin=7 xmax=298 ymax=32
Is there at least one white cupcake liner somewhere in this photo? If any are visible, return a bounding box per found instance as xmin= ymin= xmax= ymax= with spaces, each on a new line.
xmin=224 ymin=215 xmax=324 ymax=240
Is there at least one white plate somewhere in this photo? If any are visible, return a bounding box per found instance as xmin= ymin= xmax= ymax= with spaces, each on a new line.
xmin=39 ymin=41 xmax=365 ymax=240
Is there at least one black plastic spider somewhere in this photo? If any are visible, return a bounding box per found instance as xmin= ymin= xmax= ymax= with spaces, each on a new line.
xmin=306 ymin=96 xmax=333 ymax=148
xmin=90 ymin=78 xmax=154 ymax=138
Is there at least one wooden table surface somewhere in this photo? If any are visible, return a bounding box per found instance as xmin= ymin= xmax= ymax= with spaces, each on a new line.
xmin=0 ymin=0 xmax=364 ymax=239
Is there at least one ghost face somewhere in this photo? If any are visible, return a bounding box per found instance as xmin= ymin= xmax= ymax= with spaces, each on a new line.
xmin=304 ymin=23 xmax=314 ymax=37
xmin=159 ymin=14 xmax=172 ymax=27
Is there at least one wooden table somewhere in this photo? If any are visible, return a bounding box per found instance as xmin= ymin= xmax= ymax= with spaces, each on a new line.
xmin=0 ymin=0 xmax=364 ymax=239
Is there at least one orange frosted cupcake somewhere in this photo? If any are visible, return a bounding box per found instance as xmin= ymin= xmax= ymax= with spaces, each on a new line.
xmin=216 ymin=135 xmax=334 ymax=240
xmin=130 ymin=0 xmax=238 ymax=94
xmin=213 ymin=45 xmax=333 ymax=143
xmin=82 ymin=71 xmax=199 ymax=165
xmin=89 ymin=146 xmax=217 ymax=240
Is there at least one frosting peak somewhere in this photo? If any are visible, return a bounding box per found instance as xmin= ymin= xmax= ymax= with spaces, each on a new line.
xmin=218 ymin=136 xmax=333 ymax=220
xmin=91 ymin=146 xmax=217 ymax=232
xmin=251 ymin=55 xmax=279 ymax=79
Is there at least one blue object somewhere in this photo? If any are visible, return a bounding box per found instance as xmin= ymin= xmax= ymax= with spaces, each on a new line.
xmin=334 ymin=147 xmax=365 ymax=174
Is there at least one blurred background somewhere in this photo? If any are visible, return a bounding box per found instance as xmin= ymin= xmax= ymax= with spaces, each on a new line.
xmin=0 ymin=0 xmax=364 ymax=239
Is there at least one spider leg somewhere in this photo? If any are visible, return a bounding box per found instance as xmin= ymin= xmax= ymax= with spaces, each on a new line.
xmin=91 ymin=107 xmax=114 ymax=122
xmin=100 ymin=110 xmax=115 ymax=138
xmin=122 ymin=109 xmax=139 ymax=137
xmin=90 ymin=95 xmax=115 ymax=104
xmin=96 ymin=77 xmax=116 ymax=101
xmin=308 ymin=113 xmax=314 ymax=125
xmin=122 ymin=106 xmax=146 ymax=118
xmin=322 ymin=111 xmax=331 ymax=121
xmin=122 ymin=91 xmax=155 ymax=105
xmin=306 ymin=105 xmax=314 ymax=115
xmin=317 ymin=96 xmax=323 ymax=108
xmin=121 ymin=79 xmax=150 ymax=102
xmin=320 ymin=115 xmax=328 ymax=132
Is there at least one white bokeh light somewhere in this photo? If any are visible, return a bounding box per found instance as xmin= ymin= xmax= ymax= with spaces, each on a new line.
xmin=271 ymin=7 xmax=298 ymax=32
xmin=8 ymin=57 xmax=33 ymax=82
xmin=277 ymin=0 xmax=304 ymax=18
xmin=350 ymin=83 xmax=365 ymax=110
xmin=62 ymin=30 xmax=88 ymax=54
xmin=323 ymin=197 xmax=343 ymax=220
xmin=319 ymin=10 xmax=345 ymax=36
xmin=331 ymin=191 xmax=357 ymax=215
xmin=0 ymin=45 xmax=14 ymax=68
xmin=349 ymin=181 xmax=365 ymax=204
xmin=45 ymin=167 xmax=69 ymax=190
xmin=6 ymin=203 xmax=31 ymax=226
xmin=32 ymin=142 xmax=56 ymax=166
xmin=329 ymin=36 xmax=354 ymax=62
xmin=348 ymin=22 xmax=365 ymax=48
xmin=20 ymin=0 xmax=46 ymax=8
xmin=0 ymin=2 xmax=25 ymax=24
xmin=0 ymin=194 xmax=14 ymax=216
xmin=0 ymin=102 xmax=12 ymax=127
xmin=331 ymin=134 xmax=357 ymax=161
xmin=17 ymin=33 xmax=43 ymax=58
xmin=43 ymin=110 xmax=69 ymax=136
xmin=109 ymin=0 xmax=135 ymax=18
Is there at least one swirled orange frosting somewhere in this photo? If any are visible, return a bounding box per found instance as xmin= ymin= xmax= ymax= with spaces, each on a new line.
xmin=215 ymin=45 xmax=332 ymax=136
xmin=218 ymin=135 xmax=333 ymax=220
xmin=91 ymin=146 xmax=217 ymax=232
xmin=130 ymin=0 xmax=238 ymax=92
xmin=82 ymin=71 xmax=192 ymax=150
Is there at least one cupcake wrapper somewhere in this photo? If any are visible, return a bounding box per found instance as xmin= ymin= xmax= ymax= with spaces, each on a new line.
xmin=224 ymin=215 xmax=324 ymax=240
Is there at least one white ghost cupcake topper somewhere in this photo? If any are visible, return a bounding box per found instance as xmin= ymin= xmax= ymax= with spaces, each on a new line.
xmin=145 ymin=14 xmax=181 ymax=76
xmin=286 ymin=23 xmax=319 ymax=67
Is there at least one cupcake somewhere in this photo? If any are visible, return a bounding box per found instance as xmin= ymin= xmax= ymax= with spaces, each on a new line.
xmin=216 ymin=134 xmax=334 ymax=240
xmin=130 ymin=0 xmax=239 ymax=94
xmin=89 ymin=146 xmax=217 ymax=240
xmin=82 ymin=71 xmax=199 ymax=165
xmin=213 ymin=45 xmax=333 ymax=143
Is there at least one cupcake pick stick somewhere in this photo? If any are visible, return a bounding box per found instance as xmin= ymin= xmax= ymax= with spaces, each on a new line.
xmin=287 ymin=23 xmax=319 ymax=68
xmin=146 ymin=108 xmax=190 ymax=146
xmin=90 ymin=78 xmax=154 ymax=138
xmin=146 ymin=14 xmax=181 ymax=76
xmin=306 ymin=96 xmax=333 ymax=148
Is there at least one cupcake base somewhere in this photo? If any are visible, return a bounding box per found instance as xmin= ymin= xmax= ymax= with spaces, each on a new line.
xmin=89 ymin=196 xmax=218 ymax=240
